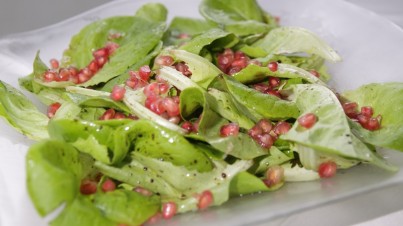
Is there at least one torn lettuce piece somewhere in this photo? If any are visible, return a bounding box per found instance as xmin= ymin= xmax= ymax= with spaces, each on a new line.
xmin=0 ymin=80 xmax=49 ymax=140
xmin=282 ymin=84 xmax=397 ymax=171
xmin=134 ymin=2 xmax=168 ymax=23
xmin=252 ymin=27 xmax=341 ymax=62
xmin=342 ymin=83 xmax=403 ymax=152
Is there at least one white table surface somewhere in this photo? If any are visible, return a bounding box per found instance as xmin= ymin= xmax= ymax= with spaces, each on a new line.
xmin=1 ymin=0 xmax=403 ymax=226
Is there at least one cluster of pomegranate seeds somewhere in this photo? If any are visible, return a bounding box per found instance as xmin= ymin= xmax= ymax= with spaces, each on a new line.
xmin=318 ymin=161 xmax=337 ymax=178
xmin=126 ymin=65 xmax=153 ymax=89
xmin=197 ymin=190 xmax=214 ymax=210
xmin=174 ymin=61 xmax=192 ymax=77
xmin=161 ymin=202 xmax=177 ymax=220
xmin=47 ymin=102 xmax=61 ymax=118
xmin=219 ymin=122 xmax=240 ymax=137
xmin=297 ymin=113 xmax=317 ymax=129
xmin=252 ymin=76 xmax=282 ymax=98
xmin=217 ymin=49 xmax=262 ymax=75
xmin=342 ymin=102 xmax=381 ymax=131
xmin=101 ymin=178 xmax=116 ymax=192
xmin=99 ymin=108 xmax=137 ymax=120
xmin=181 ymin=120 xmax=199 ymax=134
xmin=263 ymin=165 xmax=284 ymax=188
xmin=248 ymin=119 xmax=291 ymax=149
xmin=42 ymin=42 xmax=118 ymax=84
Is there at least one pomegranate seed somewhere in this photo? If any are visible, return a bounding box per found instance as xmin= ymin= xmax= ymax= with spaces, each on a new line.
xmin=163 ymin=98 xmax=180 ymax=117
xmin=273 ymin=121 xmax=291 ymax=135
xmin=342 ymin=102 xmax=358 ymax=118
xmin=158 ymin=82 xmax=170 ymax=94
xmin=101 ymin=179 xmax=116 ymax=192
xmin=113 ymin=112 xmax=127 ymax=119
xmin=105 ymin=42 xmax=119 ymax=55
xmin=318 ymin=161 xmax=337 ymax=178
xmin=100 ymin=108 xmax=116 ymax=120
xmin=220 ymin=123 xmax=240 ymax=137
xmin=268 ymin=62 xmax=278 ymax=72
xmin=234 ymin=51 xmax=248 ymax=60
xmin=93 ymin=48 xmax=107 ymax=58
xmin=181 ymin=121 xmax=194 ymax=133
xmin=80 ymin=179 xmax=98 ymax=195
xmin=265 ymin=90 xmax=281 ymax=98
xmin=69 ymin=74 xmax=79 ymax=84
xmin=110 ymin=85 xmax=126 ymax=101
xmin=268 ymin=77 xmax=281 ymax=87
xmin=168 ymin=116 xmax=181 ymax=124
xmin=228 ymin=66 xmax=242 ymax=75
xmin=197 ymin=190 xmax=214 ymax=210
xmin=49 ymin=58 xmax=59 ymax=69
xmin=231 ymin=58 xmax=248 ymax=69
xmin=43 ymin=71 xmax=57 ymax=82
xmin=361 ymin=106 xmax=373 ymax=118
xmin=298 ymin=113 xmax=317 ymax=129
xmin=134 ymin=186 xmax=153 ymax=196
xmin=175 ymin=62 xmax=192 ymax=77
xmin=161 ymin=202 xmax=177 ymax=219
xmin=253 ymin=83 xmax=270 ymax=93
xmin=96 ymin=56 xmax=108 ymax=67
xmin=363 ymin=117 xmax=381 ymax=131
xmin=310 ymin=70 xmax=320 ymax=78
xmin=146 ymin=212 xmax=163 ymax=224
xmin=263 ymin=165 xmax=284 ymax=187
xmin=357 ymin=114 xmax=370 ymax=126
xmin=155 ymin=55 xmax=174 ymax=67
xmin=256 ymin=134 xmax=274 ymax=149
xmin=143 ymin=82 xmax=161 ymax=97
xmin=248 ymin=125 xmax=263 ymax=139
xmin=138 ymin=65 xmax=152 ymax=81
xmin=88 ymin=60 xmax=99 ymax=73
xmin=56 ymin=69 xmax=70 ymax=82
xmin=257 ymin=119 xmax=273 ymax=133
xmin=47 ymin=102 xmax=61 ymax=118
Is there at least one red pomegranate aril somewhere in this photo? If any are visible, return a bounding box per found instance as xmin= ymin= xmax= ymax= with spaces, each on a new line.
xmin=110 ymin=85 xmax=126 ymax=101
xmin=248 ymin=125 xmax=263 ymax=138
xmin=298 ymin=113 xmax=317 ymax=129
xmin=181 ymin=121 xmax=194 ymax=133
xmin=96 ymin=56 xmax=108 ymax=67
xmin=88 ymin=60 xmax=99 ymax=73
xmin=139 ymin=65 xmax=152 ymax=81
xmin=228 ymin=66 xmax=242 ymax=75
xmin=310 ymin=70 xmax=320 ymax=78
xmin=105 ymin=42 xmax=119 ymax=55
xmin=231 ymin=58 xmax=248 ymax=69
xmin=263 ymin=165 xmax=284 ymax=187
xmin=357 ymin=114 xmax=369 ymax=126
xmin=268 ymin=77 xmax=281 ymax=87
xmin=163 ymin=98 xmax=180 ymax=117
xmin=364 ymin=117 xmax=381 ymax=131
xmin=175 ymin=62 xmax=192 ymax=77
xmin=253 ymin=83 xmax=270 ymax=93
xmin=77 ymin=72 xmax=91 ymax=84
xmin=158 ymin=82 xmax=170 ymax=94
xmin=56 ymin=69 xmax=70 ymax=82
xmin=93 ymin=48 xmax=107 ymax=58
xmin=101 ymin=179 xmax=116 ymax=192
xmin=100 ymin=108 xmax=116 ymax=120
xmin=144 ymin=82 xmax=161 ymax=97
xmin=68 ymin=67 xmax=79 ymax=76
xmin=198 ymin=190 xmax=214 ymax=210
xmin=80 ymin=179 xmax=98 ymax=195
xmin=155 ymin=55 xmax=174 ymax=67
xmin=248 ymin=59 xmax=262 ymax=66
xmin=220 ymin=123 xmax=240 ymax=137
xmin=49 ymin=58 xmax=59 ymax=69
xmin=134 ymin=186 xmax=153 ymax=196
xmin=47 ymin=102 xmax=61 ymax=118
xmin=256 ymin=134 xmax=274 ymax=149
xmin=113 ymin=112 xmax=127 ymax=119
xmin=268 ymin=62 xmax=278 ymax=72
xmin=361 ymin=106 xmax=374 ymax=118
xmin=265 ymin=90 xmax=281 ymax=98
xmin=168 ymin=116 xmax=181 ymax=124
xmin=318 ymin=161 xmax=337 ymax=178
xmin=43 ymin=71 xmax=57 ymax=82
xmin=162 ymin=202 xmax=177 ymax=220
xmin=342 ymin=102 xmax=358 ymax=118
xmin=69 ymin=74 xmax=79 ymax=84
xmin=257 ymin=119 xmax=273 ymax=133
xmin=273 ymin=121 xmax=291 ymax=135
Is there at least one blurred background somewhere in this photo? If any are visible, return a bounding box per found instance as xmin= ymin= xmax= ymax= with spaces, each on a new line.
xmin=0 ymin=0 xmax=402 ymax=37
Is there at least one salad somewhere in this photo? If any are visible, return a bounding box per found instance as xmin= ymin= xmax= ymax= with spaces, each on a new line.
xmin=1 ymin=0 xmax=403 ymax=225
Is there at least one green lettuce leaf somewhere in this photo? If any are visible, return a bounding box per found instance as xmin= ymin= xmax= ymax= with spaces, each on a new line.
xmin=342 ymin=83 xmax=403 ymax=151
